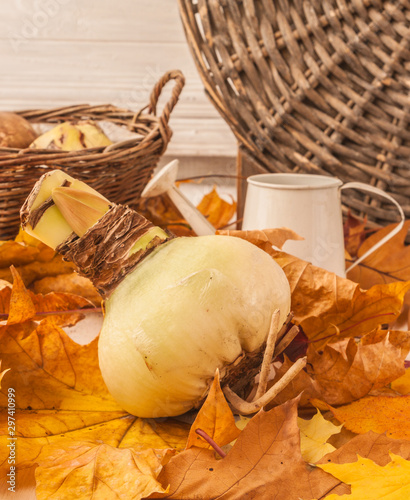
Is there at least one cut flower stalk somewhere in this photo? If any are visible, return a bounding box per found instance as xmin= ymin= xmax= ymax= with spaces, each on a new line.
xmin=21 ymin=170 xmax=305 ymax=418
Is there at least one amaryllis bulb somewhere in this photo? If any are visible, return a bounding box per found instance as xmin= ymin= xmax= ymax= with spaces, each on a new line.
xmin=99 ymin=235 xmax=290 ymax=417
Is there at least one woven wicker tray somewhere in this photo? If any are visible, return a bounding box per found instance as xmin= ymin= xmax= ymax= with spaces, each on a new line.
xmin=178 ymin=0 xmax=410 ymax=228
xmin=0 ymin=70 xmax=185 ymax=240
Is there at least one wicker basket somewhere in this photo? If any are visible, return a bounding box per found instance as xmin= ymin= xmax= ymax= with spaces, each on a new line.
xmin=178 ymin=1 xmax=410 ymax=227
xmin=0 ymin=69 xmax=185 ymax=239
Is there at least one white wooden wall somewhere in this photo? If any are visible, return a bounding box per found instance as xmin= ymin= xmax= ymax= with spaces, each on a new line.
xmin=0 ymin=0 xmax=237 ymax=158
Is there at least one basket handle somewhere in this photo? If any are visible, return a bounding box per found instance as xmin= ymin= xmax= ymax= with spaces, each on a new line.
xmin=148 ymin=70 xmax=185 ymax=125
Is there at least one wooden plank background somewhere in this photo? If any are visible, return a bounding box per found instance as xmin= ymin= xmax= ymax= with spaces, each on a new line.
xmin=0 ymin=0 xmax=237 ymax=157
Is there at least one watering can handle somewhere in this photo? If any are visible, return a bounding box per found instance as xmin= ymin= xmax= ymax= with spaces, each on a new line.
xmin=341 ymin=182 xmax=405 ymax=273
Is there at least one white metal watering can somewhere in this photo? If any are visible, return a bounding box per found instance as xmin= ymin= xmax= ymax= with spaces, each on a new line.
xmin=242 ymin=173 xmax=405 ymax=277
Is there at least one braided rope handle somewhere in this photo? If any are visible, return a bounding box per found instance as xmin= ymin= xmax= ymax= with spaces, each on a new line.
xmin=149 ymin=70 xmax=186 ymax=121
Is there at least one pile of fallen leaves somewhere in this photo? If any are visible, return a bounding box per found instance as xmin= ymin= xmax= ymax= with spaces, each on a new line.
xmin=0 ymin=188 xmax=410 ymax=499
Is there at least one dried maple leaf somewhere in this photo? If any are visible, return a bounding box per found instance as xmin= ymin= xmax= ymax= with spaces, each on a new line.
xmin=35 ymin=442 xmax=173 ymax=500
xmin=347 ymin=221 xmax=410 ymax=290
xmin=298 ymin=410 xmax=343 ymax=464
xmin=317 ymin=453 xmax=410 ymax=500
xmin=2 ymin=266 xmax=97 ymax=329
xmin=137 ymin=185 xmax=236 ymax=236
xmin=325 ymin=396 xmax=410 ymax=440
xmin=267 ymin=329 xmax=409 ymax=408
xmin=32 ymin=273 xmax=102 ymax=306
xmin=318 ymin=431 xmax=410 ymax=466
xmin=300 ymin=281 xmax=410 ymax=347
xmin=186 ymin=370 xmax=240 ymax=451
xmin=196 ymin=186 xmax=237 ymax=229
xmin=306 ymin=330 xmax=409 ymax=405
xmin=149 ymin=397 xmax=343 ymax=500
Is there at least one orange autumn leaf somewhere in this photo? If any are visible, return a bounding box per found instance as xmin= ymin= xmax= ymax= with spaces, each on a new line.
xmin=35 ymin=442 xmax=172 ymax=500
xmin=196 ymin=186 xmax=236 ymax=229
xmin=0 ymin=234 xmax=76 ymax=287
xmin=300 ymin=281 xmax=410 ymax=346
xmin=347 ymin=221 xmax=410 ymax=290
xmin=2 ymin=266 xmax=97 ymax=330
xmin=326 ymin=396 xmax=410 ymax=440
xmin=32 ymin=272 xmax=102 ymax=306
xmin=186 ymin=370 xmax=240 ymax=451
xmin=151 ymin=397 xmax=342 ymax=500
xmin=268 ymin=330 xmax=410 ymax=408
xmin=136 ymin=186 xmax=236 ymax=235
xmin=7 ymin=266 xmax=36 ymax=324
xmin=0 ymin=271 xmax=190 ymax=489
xmin=306 ymin=331 xmax=409 ymax=405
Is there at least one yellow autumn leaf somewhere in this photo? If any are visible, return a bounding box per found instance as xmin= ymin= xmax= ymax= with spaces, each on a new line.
xmin=391 ymin=368 xmax=410 ymax=395
xmin=317 ymin=453 xmax=410 ymax=500
xmin=35 ymin=442 xmax=172 ymax=500
xmin=298 ymin=410 xmax=343 ymax=464
xmin=185 ymin=370 xmax=241 ymax=451
xmin=327 ymin=396 xmax=410 ymax=440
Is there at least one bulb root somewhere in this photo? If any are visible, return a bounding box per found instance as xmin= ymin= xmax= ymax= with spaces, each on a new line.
xmin=222 ymin=310 xmax=306 ymax=415
xmin=223 ymin=355 xmax=307 ymax=415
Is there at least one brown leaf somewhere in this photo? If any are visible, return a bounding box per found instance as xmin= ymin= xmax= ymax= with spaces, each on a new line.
xmin=150 ymin=397 xmax=343 ymax=500
xmin=268 ymin=330 xmax=409 ymax=408
xmin=257 ymin=248 xmax=358 ymax=323
xmin=267 ymin=356 xmax=322 ymax=408
xmin=0 ymin=281 xmax=11 ymax=316
xmin=300 ymin=281 xmax=410 ymax=347
xmin=35 ymin=442 xmax=172 ymax=500
xmin=186 ymin=370 xmax=241 ymax=450
xmin=326 ymin=396 xmax=410 ymax=440
xmin=347 ymin=221 xmax=410 ymax=289
xmin=32 ymin=273 xmax=102 ymax=306
xmin=318 ymin=431 xmax=410 ymax=467
xmin=306 ymin=331 xmax=409 ymax=405
xmin=218 ymin=227 xmax=303 ymax=251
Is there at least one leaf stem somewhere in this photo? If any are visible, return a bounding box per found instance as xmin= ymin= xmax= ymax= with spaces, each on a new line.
xmin=195 ymin=429 xmax=227 ymax=458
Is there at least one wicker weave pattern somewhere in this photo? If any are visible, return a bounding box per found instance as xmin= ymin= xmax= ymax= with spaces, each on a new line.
xmin=0 ymin=70 xmax=185 ymax=239
xmin=179 ymin=0 xmax=410 ymax=225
